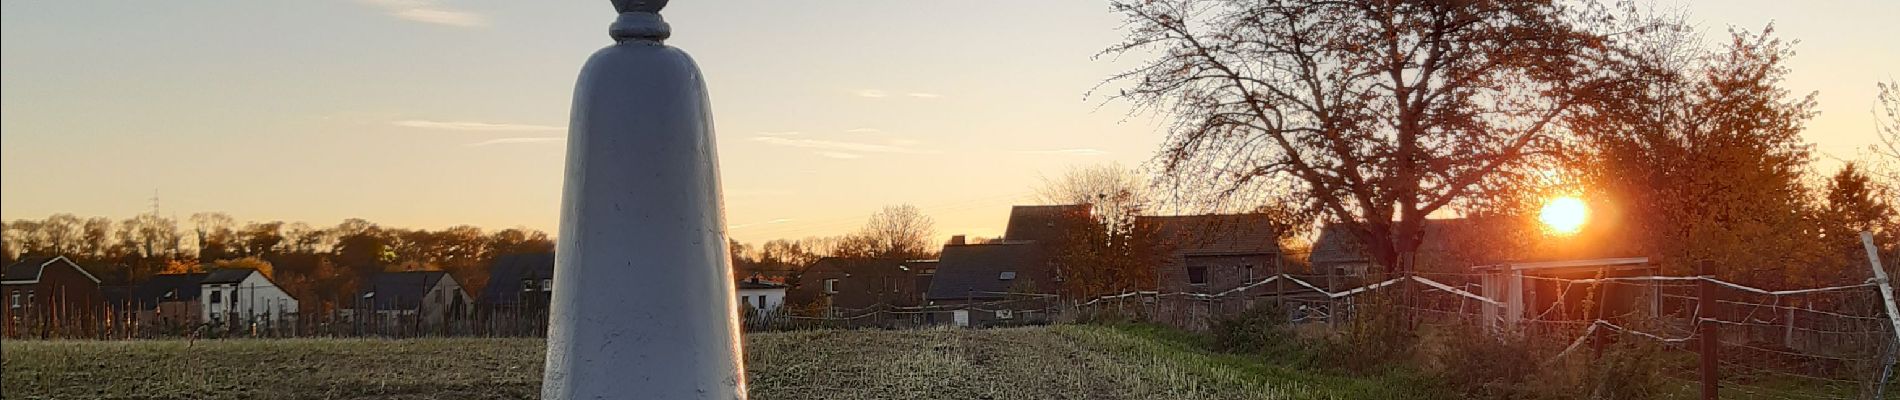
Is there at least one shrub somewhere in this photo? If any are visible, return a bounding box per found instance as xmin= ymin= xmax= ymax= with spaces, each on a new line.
xmin=1434 ymin=325 xmax=1549 ymax=399
xmin=1208 ymin=302 xmax=1293 ymax=355
xmin=1585 ymin=339 xmax=1673 ymax=399
xmin=1308 ymin=297 xmax=1418 ymax=374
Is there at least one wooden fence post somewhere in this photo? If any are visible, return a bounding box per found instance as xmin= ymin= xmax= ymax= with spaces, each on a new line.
xmin=1860 ymin=231 xmax=1900 ymax=345
xmin=1697 ymin=260 xmax=1718 ymax=400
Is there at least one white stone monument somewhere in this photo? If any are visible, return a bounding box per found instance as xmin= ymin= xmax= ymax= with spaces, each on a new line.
xmin=542 ymin=1 xmax=747 ymax=398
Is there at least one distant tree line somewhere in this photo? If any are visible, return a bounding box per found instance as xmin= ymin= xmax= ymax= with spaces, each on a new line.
xmin=0 ymin=213 xmax=553 ymax=314
xmin=0 ymin=201 xmax=945 ymax=313
xmin=729 ymin=204 xmax=939 ymax=288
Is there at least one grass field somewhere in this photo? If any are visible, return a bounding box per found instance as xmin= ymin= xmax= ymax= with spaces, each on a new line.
xmin=2 ymin=325 xmax=1423 ymax=400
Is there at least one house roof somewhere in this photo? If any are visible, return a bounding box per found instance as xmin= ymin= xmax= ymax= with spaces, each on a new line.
xmin=130 ymin=273 xmax=209 ymax=310
xmin=478 ymin=252 xmax=555 ymax=305
xmin=362 ymin=271 xmax=454 ymax=310
xmin=1 ymin=256 xmax=100 ymax=284
xmin=1308 ymin=217 xmax=1632 ymax=272
xmin=1309 ymin=224 xmax=1370 ymax=265
xmin=925 ymin=242 xmax=1047 ymax=301
xmin=902 ymin=259 xmax=939 ymax=273
xmin=1309 ymin=219 xmax=1501 ymax=265
xmin=1473 ymin=257 xmax=1652 ymax=272
xmin=805 ymin=257 xmax=912 ymax=277
xmin=1137 ymin=214 xmax=1283 ymax=256
xmin=201 ymin=268 xmax=256 ymax=285
xmin=738 ymin=279 xmax=787 ymax=290
xmin=101 ymin=285 xmax=135 ymax=309
xmin=1002 ymin=204 xmax=1091 ymax=243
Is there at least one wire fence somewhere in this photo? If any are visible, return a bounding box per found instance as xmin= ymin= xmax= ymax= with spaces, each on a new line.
xmin=1047 ymin=266 xmax=1899 ymax=399
xmin=4 ymin=259 xmax=1895 ymax=398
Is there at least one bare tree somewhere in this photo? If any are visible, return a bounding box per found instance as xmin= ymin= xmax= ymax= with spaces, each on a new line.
xmin=1100 ymin=0 xmax=1615 ymax=274
xmin=81 ymin=217 xmax=114 ymax=259
xmin=5 ymin=219 xmax=46 ymax=258
xmin=859 ymin=205 xmax=936 ymax=259
xmin=40 ymin=214 xmax=83 ymax=255
xmin=118 ymin=213 xmax=182 ymax=259
xmin=1873 ymin=80 xmax=1900 ymax=185
xmin=1035 ymin=163 xmax=1149 ymax=225
xmin=190 ymin=212 xmax=237 ymax=260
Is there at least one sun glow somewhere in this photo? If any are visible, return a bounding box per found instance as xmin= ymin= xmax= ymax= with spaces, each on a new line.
xmin=1539 ymin=196 xmax=1588 ymax=235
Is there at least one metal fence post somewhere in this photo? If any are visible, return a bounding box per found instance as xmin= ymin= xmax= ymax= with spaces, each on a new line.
xmin=542 ymin=1 xmax=747 ymax=399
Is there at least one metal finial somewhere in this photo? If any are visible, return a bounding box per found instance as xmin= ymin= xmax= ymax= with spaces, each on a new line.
xmin=611 ymin=0 xmax=667 ymax=13
xmin=607 ymin=1 xmax=670 ymax=42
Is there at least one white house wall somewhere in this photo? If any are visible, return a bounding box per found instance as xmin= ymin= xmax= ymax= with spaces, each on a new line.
xmin=736 ymin=288 xmax=785 ymax=312
xmin=199 ymin=272 xmax=298 ymax=323
xmin=419 ymin=275 xmax=472 ymax=324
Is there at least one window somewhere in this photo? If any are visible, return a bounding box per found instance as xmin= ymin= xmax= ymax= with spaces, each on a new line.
xmin=8 ymin=290 xmax=17 ymax=309
xmin=823 ymin=279 xmax=838 ymax=294
xmin=210 ymin=291 xmax=223 ymax=304
xmin=542 ymin=279 xmax=552 ymax=291
xmin=522 ymin=279 xmax=535 ymax=292
xmin=998 ymin=271 xmax=1016 ymax=281
xmin=996 ymin=309 xmax=1014 ymax=319
xmin=1243 ymin=264 xmax=1255 ymax=281
xmin=25 ymin=291 xmax=34 ymax=309
xmin=1187 ymin=266 xmax=1208 ymax=285
xmin=757 ymin=295 xmax=767 ymax=310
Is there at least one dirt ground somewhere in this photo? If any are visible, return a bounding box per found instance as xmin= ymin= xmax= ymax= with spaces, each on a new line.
xmin=1 ymin=326 xmax=1324 ymax=400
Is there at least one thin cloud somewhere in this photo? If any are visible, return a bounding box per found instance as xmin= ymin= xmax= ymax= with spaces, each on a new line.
xmin=752 ymin=136 xmax=933 ymax=154
xmin=468 ymin=137 xmax=563 ymax=146
xmin=756 ymin=131 xmax=802 ymax=136
xmin=842 ymin=128 xmax=883 ymax=134
xmin=730 ymin=189 xmax=794 ymax=197
xmin=357 ymin=0 xmax=488 ymax=28
xmin=394 ymin=119 xmax=562 ymax=131
xmin=818 ymin=152 xmax=864 ymax=159
xmin=731 ymin=218 xmax=794 ymax=230
xmin=1016 ymin=148 xmax=1108 ymax=156
xmin=854 ymin=90 xmax=942 ymax=99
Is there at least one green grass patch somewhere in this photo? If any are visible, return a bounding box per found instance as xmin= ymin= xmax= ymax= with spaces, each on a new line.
xmin=1059 ymin=323 xmax=1453 ymax=400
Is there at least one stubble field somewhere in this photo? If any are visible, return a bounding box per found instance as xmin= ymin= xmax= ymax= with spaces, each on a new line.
xmin=1 ymin=325 xmax=1407 ymax=400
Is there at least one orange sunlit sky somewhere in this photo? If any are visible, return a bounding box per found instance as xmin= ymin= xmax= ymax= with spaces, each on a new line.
xmin=2 ymin=1 xmax=1894 ymax=244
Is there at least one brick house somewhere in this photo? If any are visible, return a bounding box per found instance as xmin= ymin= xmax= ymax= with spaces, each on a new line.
xmin=1139 ymin=214 xmax=1287 ymax=295
xmin=129 ymin=272 xmax=208 ymax=329
xmin=1134 ymin=214 xmax=1291 ymax=330
xmin=924 ymin=241 xmax=1052 ymax=327
xmin=477 ymin=252 xmax=555 ymax=318
xmin=788 ymin=257 xmax=928 ymax=310
xmin=918 ymin=204 xmax=1089 ymax=327
xmin=1308 ymin=217 xmax=1539 ymax=282
xmin=1 ymin=256 xmax=105 ymax=337
xmin=358 ymin=271 xmax=472 ymax=327
xmin=124 ymin=268 xmax=299 ymax=329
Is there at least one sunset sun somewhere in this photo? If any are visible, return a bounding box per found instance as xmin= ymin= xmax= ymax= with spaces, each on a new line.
xmin=1539 ymin=196 xmax=1589 ymax=235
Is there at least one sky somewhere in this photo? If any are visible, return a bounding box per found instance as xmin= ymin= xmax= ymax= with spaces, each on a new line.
xmin=2 ymin=0 xmax=1894 ymax=245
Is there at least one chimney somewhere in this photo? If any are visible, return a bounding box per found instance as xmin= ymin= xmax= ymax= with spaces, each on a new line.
xmin=949 ymin=235 xmax=966 ymax=246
